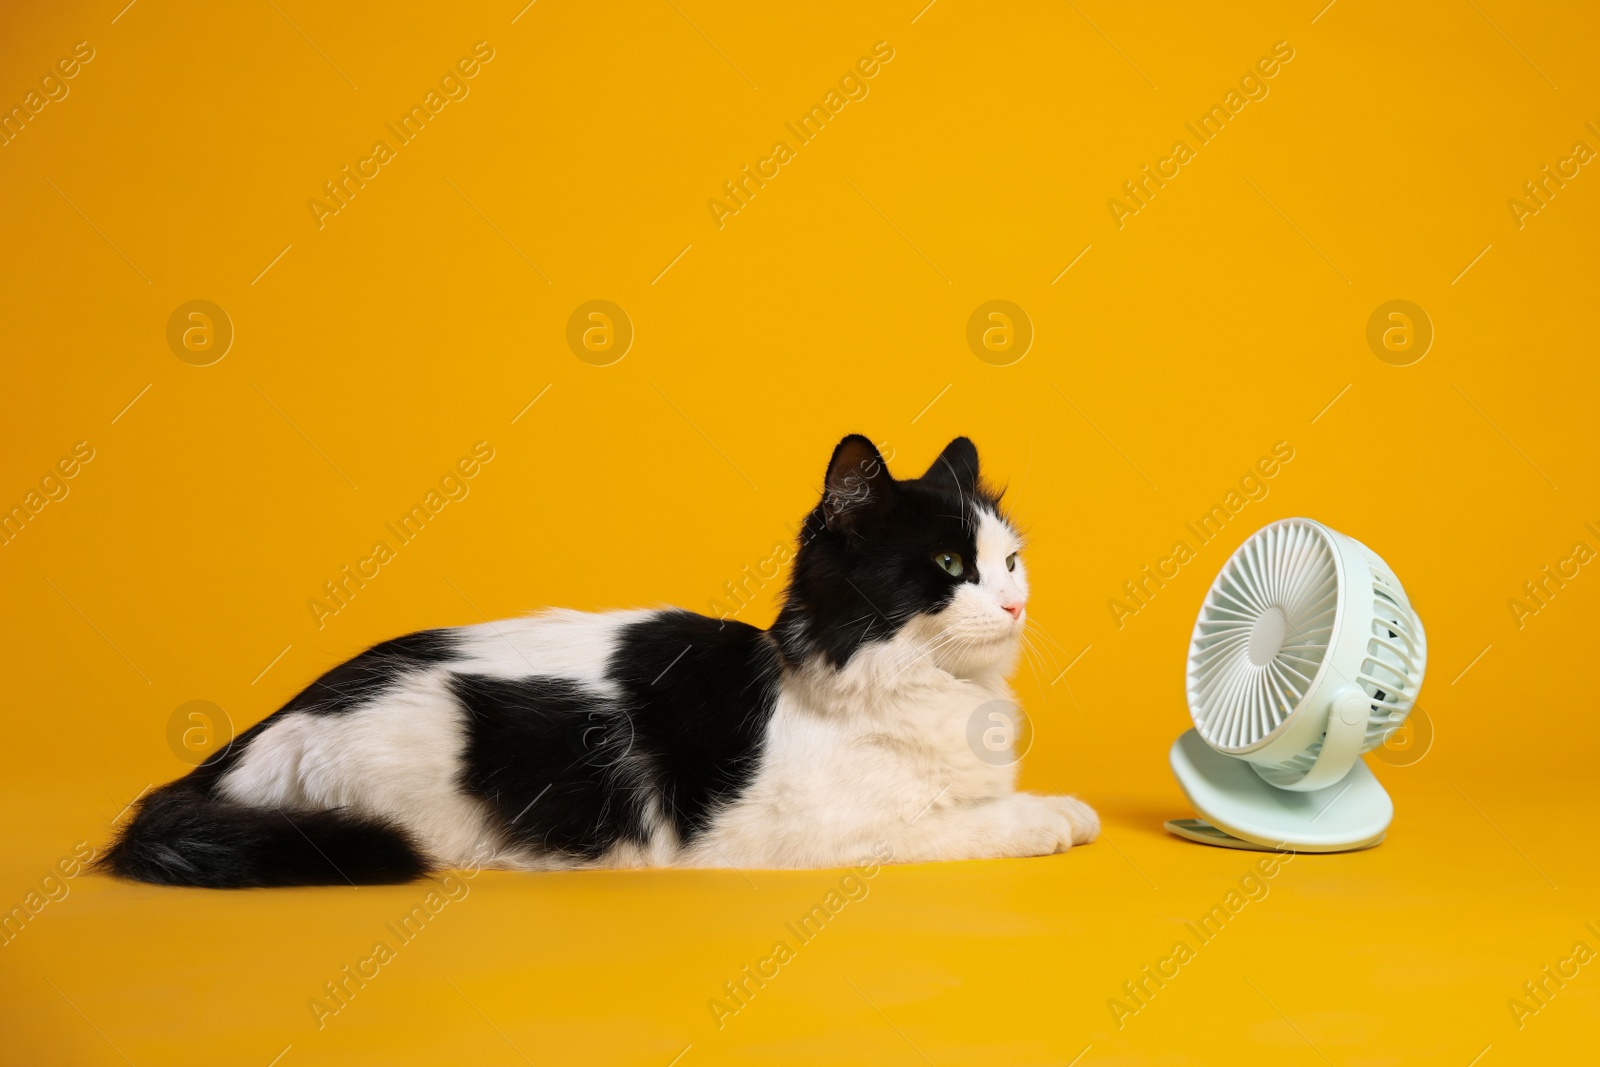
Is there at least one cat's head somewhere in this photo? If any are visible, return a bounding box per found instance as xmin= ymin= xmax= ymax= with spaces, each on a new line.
xmin=774 ymin=435 xmax=1027 ymax=677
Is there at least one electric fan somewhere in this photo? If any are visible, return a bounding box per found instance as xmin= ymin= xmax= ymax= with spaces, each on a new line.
xmin=1165 ymin=518 xmax=1426 ymax=852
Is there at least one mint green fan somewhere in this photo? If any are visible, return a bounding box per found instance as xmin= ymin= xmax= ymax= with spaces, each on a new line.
xmin=1166 ymin=518 xmax=1427 ymax=852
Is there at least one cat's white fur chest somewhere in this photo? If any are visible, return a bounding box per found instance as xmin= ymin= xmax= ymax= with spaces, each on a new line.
xmin=686 ymin=630 xmax=1021 ymax=868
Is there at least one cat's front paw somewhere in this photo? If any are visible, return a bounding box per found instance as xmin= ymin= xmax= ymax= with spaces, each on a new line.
xmin=1046 ymin=795 xmax=1099 ymax=845
xmin=1002 ymin=794 xmax=1080 ymax=856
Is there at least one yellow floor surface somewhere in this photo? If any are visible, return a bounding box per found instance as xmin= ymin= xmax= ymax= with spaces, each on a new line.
xmin=5 ymin=775 xmax=1597 ymax=1065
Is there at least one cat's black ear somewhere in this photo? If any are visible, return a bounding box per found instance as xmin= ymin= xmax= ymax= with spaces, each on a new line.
xmin=922 ymin=437 xmax=979 ymax=493
xmin=822 ymin=434 xmax=895 ymax=533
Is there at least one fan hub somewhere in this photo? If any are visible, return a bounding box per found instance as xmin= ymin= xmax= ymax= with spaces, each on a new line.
xmin=1247 ymin=606 xmax=1288 ymax=667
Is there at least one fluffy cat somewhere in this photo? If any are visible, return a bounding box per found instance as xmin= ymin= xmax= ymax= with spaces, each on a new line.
xmin=101 ymin=435 xmax=1098 ymax=887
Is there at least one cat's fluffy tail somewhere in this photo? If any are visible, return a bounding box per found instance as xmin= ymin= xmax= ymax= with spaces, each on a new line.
xmin=97 ymin=779 xmax=427 ymax=888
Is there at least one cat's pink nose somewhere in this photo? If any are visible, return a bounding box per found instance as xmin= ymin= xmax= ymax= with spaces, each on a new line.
xmin=1001 ymin=602 xmax=1024 ymax=621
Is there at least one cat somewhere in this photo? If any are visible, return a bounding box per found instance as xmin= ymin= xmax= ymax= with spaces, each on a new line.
xmin=101 ymin=435 xmax=1098 ymax=887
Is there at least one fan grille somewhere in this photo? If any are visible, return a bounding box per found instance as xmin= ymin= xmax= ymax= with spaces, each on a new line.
xmin=1356 ymin=564 xmax=1426 ymax=745
xmin=1187 ymin=520 xmax=1339 ymax=750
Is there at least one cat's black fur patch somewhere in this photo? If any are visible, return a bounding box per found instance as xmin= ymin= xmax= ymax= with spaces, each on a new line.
xmin=773 ymin=435 xmax=1001 ymax=668
xmin=454 ymin=612 xmax=781 ymax=856
xmin=452 ymin=673 xmax=652 ymax=860
xmin=608 ymin=611 xmax=781 ymax=839
xmin=97 ymin=778 xmax=426 ymax=887
xmin=280 ymin=628 xmax=460 ymax=716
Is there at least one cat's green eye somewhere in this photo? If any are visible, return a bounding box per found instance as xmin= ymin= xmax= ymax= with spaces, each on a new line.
xmin=934 ymin=551 xmax=964 ymax=577
xmin=1006 ymin=552 xmax=1018 ymax=572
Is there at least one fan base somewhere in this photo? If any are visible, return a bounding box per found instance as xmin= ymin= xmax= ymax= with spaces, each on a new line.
xmin=1167 ymin=729 xmax=1392 ymax=853
xmin=1164 ymin=817 xmax=1385 ymax=852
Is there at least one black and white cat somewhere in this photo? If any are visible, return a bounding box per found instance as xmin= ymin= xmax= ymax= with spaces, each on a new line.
xmin=103 ymin=435 xmax=1097 ymax=887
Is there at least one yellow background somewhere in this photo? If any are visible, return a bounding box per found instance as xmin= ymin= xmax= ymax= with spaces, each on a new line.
xmin=3 ymin=1 xmax=1597 ymax=1063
